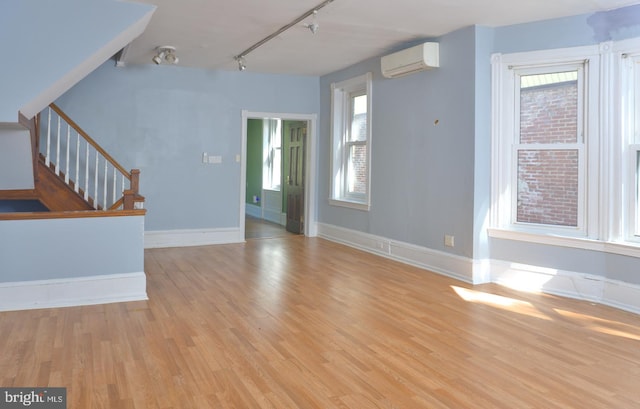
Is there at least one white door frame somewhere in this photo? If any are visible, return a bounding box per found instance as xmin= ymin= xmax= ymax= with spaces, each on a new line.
xmin=240 ymin=110 xmax=318 ymax=240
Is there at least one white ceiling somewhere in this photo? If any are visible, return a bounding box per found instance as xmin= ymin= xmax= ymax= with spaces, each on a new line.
xmin=122 ymin=0 xmax=638 ymax=76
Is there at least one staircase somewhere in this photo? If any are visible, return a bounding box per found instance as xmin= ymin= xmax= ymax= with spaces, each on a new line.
xmin=0 ymin=104 xmax=148 ymax=312
xmin=0 ymin=0 xmax=155 ymax=311
xmin=1 ymin=104 xmax=143 ymax=213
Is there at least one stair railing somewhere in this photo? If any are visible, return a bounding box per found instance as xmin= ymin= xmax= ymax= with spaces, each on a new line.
xmin=40 ymin=103 xmax=143 ymax=210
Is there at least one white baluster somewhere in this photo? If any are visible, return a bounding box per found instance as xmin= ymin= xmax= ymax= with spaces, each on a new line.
xmin=94 ymin=152 xmax=99 ymax=207
xmin=75 ymin=132 xmax=80 ymax=193
xmin=46 ymin=108 xmax=51 ymax=166
xmin=65 ymin=124 xmax=70 ymax=184
xmin=112 ymin=166 xmax=117 ymax=208
xmin=84 ymin=143 xmax=89 ymax=200
xmin=55 ymin=115 xmax=61 ymax=174
xmin=103 ymin=160 xmax=108 ymax=210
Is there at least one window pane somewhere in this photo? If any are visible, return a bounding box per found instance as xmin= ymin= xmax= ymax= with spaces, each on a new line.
xmin=636 ymin=151 xmax=640 ymax=236
xmin=517 ymin=149 xmax=578 ymax=227
xmin=347 ymin=144 xmax=367 ymax=194
xmin=349 ymin=94 xmax=367 ymax=142
xmin=271 ymin=147 xmax=281 ymax=190
xmin=520 ymin=71 xmax=578 ymax=144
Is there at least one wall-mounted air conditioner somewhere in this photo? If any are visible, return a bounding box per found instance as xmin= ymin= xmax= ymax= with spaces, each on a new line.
xmin=381 ymin=42 xmax=439 ymax=78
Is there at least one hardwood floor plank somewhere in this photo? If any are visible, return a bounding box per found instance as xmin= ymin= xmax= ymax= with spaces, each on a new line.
xmin=1 ymin=236 xmax=640 ymax=408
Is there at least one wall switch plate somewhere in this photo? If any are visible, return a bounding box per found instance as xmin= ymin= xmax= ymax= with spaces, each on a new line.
xmin=209 ymin=155 xmax=222 ymax=164
xmin=444 ymin=235 xmax=455 ymax=247
xmin=202 ymin=152 xmax=208 ymax=163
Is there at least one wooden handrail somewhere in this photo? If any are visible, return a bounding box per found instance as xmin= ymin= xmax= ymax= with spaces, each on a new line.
xmin=0 ymin=209 xmax=146 ymax=221
xmin=49 ymin=103 xmax=131 ymax=180
xmin=43 ymin=103 xmax=144 ymax=211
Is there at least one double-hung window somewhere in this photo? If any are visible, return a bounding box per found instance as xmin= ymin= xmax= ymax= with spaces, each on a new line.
xmin=621 ymin=51 xmax=640 ymax=242
xmin=330 ymin=72 xmax=372 ymax=210
xmin=515 ymin=66 xmax=584 ymax=230
xmin=491 ymin=46 xmax=600 ymax=240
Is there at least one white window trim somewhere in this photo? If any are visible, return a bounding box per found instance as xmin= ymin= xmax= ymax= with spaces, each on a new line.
xmin=512 ymin=63 xmax=588 ymax=236
xmin=615 ymin=38 xmax=640 ymax=245
xmin=329 ymin=72 xmax=373 ymax=211
xmin=490 ymin=45 xmax=605 ymax=242
xmin=490 ymin=39 xmax=640 ymax=258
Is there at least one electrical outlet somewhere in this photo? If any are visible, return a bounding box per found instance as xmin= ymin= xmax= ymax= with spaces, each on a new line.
xmin=444 ymin=235 xmax=455 ymax=247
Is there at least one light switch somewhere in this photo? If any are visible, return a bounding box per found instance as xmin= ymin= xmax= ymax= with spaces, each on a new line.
xmin=209 ymin=155 xmax=222 ymax=164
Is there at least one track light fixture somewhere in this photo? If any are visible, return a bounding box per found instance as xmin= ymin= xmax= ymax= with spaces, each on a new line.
xmin=236 ymin=57 xmax=247 ymax=71
xmin=306 ymin=22 xmax=319 ymax=34
xmin=305 ymin=10 xmax=319 ymax=34
xmin=234 ymin=0 xmax=334 ymax=72
xmin=152 ymin=46 xmax=179 ymax=65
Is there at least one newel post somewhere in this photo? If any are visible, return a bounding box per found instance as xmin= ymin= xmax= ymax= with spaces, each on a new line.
xmin=123 ymin=169 xmax=144 ymax=210
xmin=130 ymin=169 xmax=140 ymax=194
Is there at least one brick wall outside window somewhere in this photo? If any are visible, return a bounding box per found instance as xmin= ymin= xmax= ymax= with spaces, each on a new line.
xmin=349 ymin=145 xmax=367 ymax=194
xmin=348 ymin=112 xmax=368 ymax=195
xmin=517 ymin=81 xmax=579 ymax=226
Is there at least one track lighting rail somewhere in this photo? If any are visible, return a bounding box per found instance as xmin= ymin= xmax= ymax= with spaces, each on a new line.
xmin=234 ymin=0 xmax=334 ymax=70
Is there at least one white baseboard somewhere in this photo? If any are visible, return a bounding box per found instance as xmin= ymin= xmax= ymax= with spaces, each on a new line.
xmin=317 ymin=223 xmax=476 ymax=283
xmin=491 ymin=260 xmax=640 ymax=315
xmin=0 ymin=272 xmax=147 ymax=312
xmin=245 ymin=204 xmax=286 ymax=226
xmin=144 ymin=227 xmax=243 ymax=248
xmin=263 ymin=209 xmax=286 ymax=226
xmin=318 ymin=223 xmax=640 ymax=315
xmin=245 ymin=203 xmax=262 ymax=219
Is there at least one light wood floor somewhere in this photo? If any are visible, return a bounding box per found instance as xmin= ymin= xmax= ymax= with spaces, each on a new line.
xmin=1 ymin=236 xmax=640 ymax=408
xmin=245 ymin=216 xmax=293 ymax=239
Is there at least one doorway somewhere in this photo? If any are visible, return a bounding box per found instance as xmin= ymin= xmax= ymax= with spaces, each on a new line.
xmin=240 ymin=111 xmax=317 ymax=241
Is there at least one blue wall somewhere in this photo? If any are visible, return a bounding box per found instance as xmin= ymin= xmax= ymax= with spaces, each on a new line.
xmin=0 ymin=215 xmax=144 ymax=282
xmin=50 ymin=3 xmax=640 ymax=287
xmin=316 ymin=5 xmax=640 ymax=284
xmin=55 ymin=63 xmax=319 ymax=231
xmin=492 ymin=4 xmax=640 ymax=54
xmin=0 ymin=0 xmax=153 ymax=122
xmin=318 ymin=26 xmax=477 ymax=258
xmin=472 ymin=26 xmax=494 ymax=261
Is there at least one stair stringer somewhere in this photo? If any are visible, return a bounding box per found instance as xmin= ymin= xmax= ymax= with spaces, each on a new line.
xmin=35 ymin=157 xmax=94 ymax=211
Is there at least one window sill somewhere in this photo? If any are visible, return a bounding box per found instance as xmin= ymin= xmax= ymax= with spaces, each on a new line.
xmin=329 ymin=198 xmax=370 ymax=211
xmin=488 ymin=227 xmax=640 ymax=258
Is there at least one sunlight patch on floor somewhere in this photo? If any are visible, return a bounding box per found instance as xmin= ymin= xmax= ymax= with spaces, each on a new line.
xmin=495 ymin=263 xmax=557 ymax=293
xmin=451 ymin=286 xmax=552 ymax=320
xmin=452 ymin=285 xmax=640 ymax=341
xmin=554 ymin=308 xmax=640 ymax=341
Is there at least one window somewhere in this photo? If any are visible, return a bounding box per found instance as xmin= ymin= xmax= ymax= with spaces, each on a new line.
xmin=492 ymin=39 xmax=640 ymax=256
xmin=330 ymin=72 xmax=372 ymax=210
xmin=515 ymin=68 xmax=584 ymax=229
xmin=622 ymin=52 xmax=640 ymax=242
xmin=263 ymin=119 xmax=281 ymax=191
xmin=491 ymin=46 xmax=600 ymax=240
